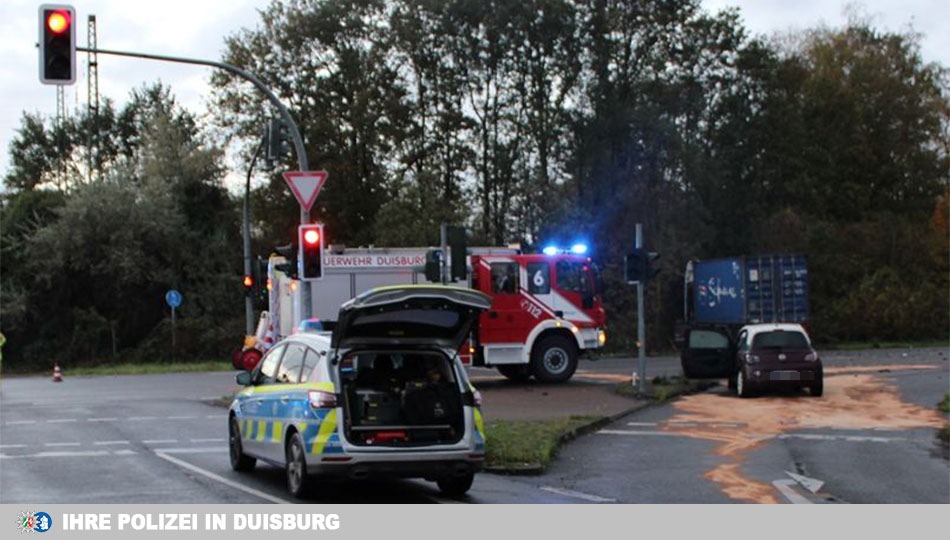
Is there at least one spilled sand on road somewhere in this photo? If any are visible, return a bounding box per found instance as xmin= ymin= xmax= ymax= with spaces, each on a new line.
xmin=664 ymin=365 xmax=945 ymax=503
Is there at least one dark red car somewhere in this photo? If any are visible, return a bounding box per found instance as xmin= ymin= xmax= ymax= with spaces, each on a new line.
xmin=681 ymin=323 xmax=823 ymax=397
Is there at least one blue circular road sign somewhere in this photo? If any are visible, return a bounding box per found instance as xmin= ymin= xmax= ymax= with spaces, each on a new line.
xmin=165 ymin=289 xmax=182 ymax=308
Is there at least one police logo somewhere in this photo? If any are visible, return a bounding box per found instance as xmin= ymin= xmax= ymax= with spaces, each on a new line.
xmin=15 ymin=511 xmax=52 ymax=534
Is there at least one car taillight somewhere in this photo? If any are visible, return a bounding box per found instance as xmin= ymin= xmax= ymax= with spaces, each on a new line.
xmin=804 ymin=352 xmax=818 ymax=362
xmin=473 ymin=390 xmax=483 ymax=408
xmin=308 ymin=390 xmax=337 ymax=409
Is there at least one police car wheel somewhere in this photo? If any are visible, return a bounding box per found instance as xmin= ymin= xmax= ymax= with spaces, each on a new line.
xmin=531 ymin=335 xmax=577 ymax=383
xmin=229 ymin=417 xmax=256 ymax=472
xmin=286 ymin=431 xmax=311 ymax=498
xmin=436 ymin=472 xmax=474 ymax=497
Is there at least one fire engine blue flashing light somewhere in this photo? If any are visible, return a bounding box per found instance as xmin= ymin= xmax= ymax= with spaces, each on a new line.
xmin=570 ymin=243 xmax=588 ymax=255
xmin=542 ymin=245 xmax=558 ymax=256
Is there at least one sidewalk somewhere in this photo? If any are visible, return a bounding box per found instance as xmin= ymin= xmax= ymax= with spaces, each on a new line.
xmin=471 ymin=375 xmax=649 ymax=423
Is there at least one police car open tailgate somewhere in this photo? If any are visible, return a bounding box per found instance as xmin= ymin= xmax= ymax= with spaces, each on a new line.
xmin=330 ymin=285 xmax=492 ymax=352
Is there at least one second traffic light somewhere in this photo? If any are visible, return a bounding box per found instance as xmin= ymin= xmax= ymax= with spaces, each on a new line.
xmin=39 ymin=5 xmax=76 ymax=84
xmin=299 ymin=224 xmax=324 ymax=280
xmin=625 ymin=249 xmax=660 ymax=284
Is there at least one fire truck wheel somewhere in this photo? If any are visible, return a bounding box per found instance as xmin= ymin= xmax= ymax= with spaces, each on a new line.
xmin=531 ymin=335 xmax=578 ymax=383
xmin=497 ymin=365 xmax=531 ymax=382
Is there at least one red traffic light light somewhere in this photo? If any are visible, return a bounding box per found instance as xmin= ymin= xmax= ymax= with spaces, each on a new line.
xmin=46 ymin=11 xmax=70 ymax=34
xmin=243 ymin=275 xmax=254 ymax=288
xmin=303 ymin=228 xmax=320 ymax=246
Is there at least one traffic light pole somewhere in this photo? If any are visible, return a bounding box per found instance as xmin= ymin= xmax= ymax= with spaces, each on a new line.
xmin=636 ymin=223 xmax=646 ymax=394
xmin=243 ymin=138 xmax=265 ymax=336
xmin=76 ymin=45 xmax=316 ymax=319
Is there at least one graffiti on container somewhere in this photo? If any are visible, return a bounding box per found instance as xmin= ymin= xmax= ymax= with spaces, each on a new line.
xmin=698 ymin=278 xmax=738 ymax=308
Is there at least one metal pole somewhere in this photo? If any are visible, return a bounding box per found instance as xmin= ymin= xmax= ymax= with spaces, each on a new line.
xmin=440 ymin=222 xmax=448 ymax=284
xmin=171 ymin=306 xmax=177 ymax=362
xmin=636 ymin=223 xmax=646 ymax=394
xmin=244 ymin=139 xmax=265 ymax=335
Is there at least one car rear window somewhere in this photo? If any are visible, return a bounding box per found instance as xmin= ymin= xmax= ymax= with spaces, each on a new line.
xmin=752 ymin=331 xmax=809 ymax=350
xmin=688 ymin=329 xmax=730 ymax=349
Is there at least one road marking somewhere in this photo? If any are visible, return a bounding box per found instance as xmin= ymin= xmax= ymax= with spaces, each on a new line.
xmin=540 ymin=486 xmax=616 ymax=503
xmin=155 ymin=451 xmax=291 ymax=504
xmin=0 ymin=444 xmax=28 ymax=449
xmin=6 ymin=420 xmax=36 ymax=425
xmin=143 ymin=439 xmax=178 ymax=444
xmin=44 ymin=442 xmax=81 ymax=447
xmin=113 ymin=449 xmax=137 ymax=456
xmin=93 ymin=441 xmax=131 ymax=446
xmin=46 ymin=419 xmax=77 ymax=423
xmin=190 ymin=438 xmax=226 ymax=444
xmin=0 ymin=450 xmax=112 ymax=459
xmin=785 ymin=471 xmax=824 ymax=493
xmin=772 ymin=479 xmax=812 ymax=504
xmin=625 ymin=422 xmax=658 ymax=427
xmin=157 ymin=447 xmax=223 ymax=454
xmin=168 ymin=416 xmax=197 ymax=420
xmin=776 ymin=433 xmax=908 ymax=443
xmin=88 ymin=418 xmax=118 ymax=422
xmin=598 ymin=429 xmax=685 ymax=437
xmin=129 ymin=416 xmax=158 ymax=421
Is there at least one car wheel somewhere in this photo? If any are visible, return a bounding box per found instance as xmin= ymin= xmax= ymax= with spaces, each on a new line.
xmin=437 ymin=472 xmax=474 ymax=497
xmin=810 ymin=378 xmax=823 ymax=397
xmin=229 ymin=416 xmax=256 ymax=472
xmin=530 ymin=335 xmax=578 ymax=383
xmin=497 ymin=364 xmax=531 ymax=382
xmin=286 ymin=431 xmax=311 ymax=498
xmin=736 ymin=369 xmax=749 ymax=398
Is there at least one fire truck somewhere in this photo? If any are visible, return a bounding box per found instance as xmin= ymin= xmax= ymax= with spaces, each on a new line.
xmin=238 ymin=245 xmax=607 ymax=383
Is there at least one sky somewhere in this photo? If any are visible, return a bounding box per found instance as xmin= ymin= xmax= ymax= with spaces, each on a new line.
xmin=1 ymin=0 xmax=947 ymax=190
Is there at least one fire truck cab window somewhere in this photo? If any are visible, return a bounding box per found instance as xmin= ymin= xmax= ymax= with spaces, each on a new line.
xmin=527 ymin=262 xmax=550 ymax=294
xmin=491 ymin=263 xmax=518 ymax=294
xmin=556 ymin=261 xmax=589 ymax=295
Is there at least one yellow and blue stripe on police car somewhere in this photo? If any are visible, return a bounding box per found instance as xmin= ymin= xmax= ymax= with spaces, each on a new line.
xmin=234 ymin=383 xmax=344 ymax=456
xmin=472 ymin=407 xmax=486 ymax=452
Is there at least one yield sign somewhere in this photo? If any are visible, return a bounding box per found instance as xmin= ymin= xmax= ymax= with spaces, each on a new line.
xmin=282 ymin=171 xmax=329 ymax=212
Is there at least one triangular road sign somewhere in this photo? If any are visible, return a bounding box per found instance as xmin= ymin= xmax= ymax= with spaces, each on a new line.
xmin=282 ymin=171 xmax=329 ymax=212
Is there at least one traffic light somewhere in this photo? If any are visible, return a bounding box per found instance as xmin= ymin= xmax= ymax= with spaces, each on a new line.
xmin=266 ymin=117 xmax=290 ymax=164
xmin=625 ymin=249 xmax=660 ymax=284
xmin=625 ymin=250 xmax=646 ymax=283
xmin=39 ymin=5 xmax=76 ymax=84
xmin=424 ymin=249 xmax=442 ymax=283
xmin=299 ymin=224 xmax=324 ymax=280
xmin=242 ymin=274 xmax=255 ymax=297
xmin=645 ymin=251 xmax=661 ymax=280
xmin=447 ymin=225 xmax=468 ymax=281
xmin=274 ymin=243 xmax=298 ymax=279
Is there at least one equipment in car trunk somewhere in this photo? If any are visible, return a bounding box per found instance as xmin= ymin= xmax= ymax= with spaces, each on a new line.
xmin=402 ymin=381 xmax=459 ymax=425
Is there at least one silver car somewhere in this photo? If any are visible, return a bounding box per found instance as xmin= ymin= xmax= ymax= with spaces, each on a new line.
xmin=228 ymin=285 xmax=492 ymax=498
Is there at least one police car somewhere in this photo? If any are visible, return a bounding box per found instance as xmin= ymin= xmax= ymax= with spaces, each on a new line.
xmin=228 ymin=285 xmax=492 ymax=498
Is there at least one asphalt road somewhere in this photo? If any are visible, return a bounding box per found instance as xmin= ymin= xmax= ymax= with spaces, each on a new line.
xmin=1 ymin=347 xmax=946 ymax=504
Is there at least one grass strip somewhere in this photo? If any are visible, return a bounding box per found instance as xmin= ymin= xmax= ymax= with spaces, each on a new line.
xmin=485 ymin=415 xmax=600 ymax=471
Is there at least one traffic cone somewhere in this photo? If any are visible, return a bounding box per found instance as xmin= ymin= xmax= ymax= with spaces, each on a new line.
xmin=52 ymin=363 xmax=63 ymax=383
